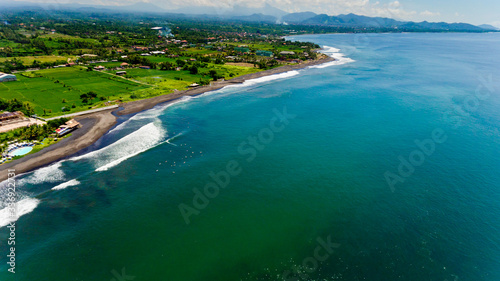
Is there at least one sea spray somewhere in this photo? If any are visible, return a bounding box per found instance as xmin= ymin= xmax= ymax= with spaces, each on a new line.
xmin=52 ymin=179 xmax=80 ymax=190
xmin=72 ymin=122 xmax=166 ymax=171
xmin=0 ymin=198 xmax=40 ymax=228
xmin=309 ymin=46 xmax=355 ymax=68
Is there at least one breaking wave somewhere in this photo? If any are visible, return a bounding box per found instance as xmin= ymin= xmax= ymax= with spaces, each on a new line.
xmin=17 ymin=162 xmax=66 ymax=186
xmin=309 ymin=46 xmax=355 ymax=68
xmin=70 ymin=122 xmax=166 ymax=172
xmin=52 ymin=179 xmax=80 ymax=190
xmin=0 ymin=198 xmax=40 ymax=228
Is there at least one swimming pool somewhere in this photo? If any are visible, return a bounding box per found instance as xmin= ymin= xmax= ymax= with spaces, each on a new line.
xmin=10 ymin=146 xmax=33 ymax=156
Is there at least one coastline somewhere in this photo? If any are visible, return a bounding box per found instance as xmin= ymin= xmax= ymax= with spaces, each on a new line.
xmin=117 ymin=55 xmax=334 ymax=115
xmin=0 ymin=55 xmax=334 ymax=181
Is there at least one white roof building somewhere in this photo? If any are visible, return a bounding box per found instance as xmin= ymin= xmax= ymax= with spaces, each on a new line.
xmin=0 ymin=72 xmax=17 ymax=82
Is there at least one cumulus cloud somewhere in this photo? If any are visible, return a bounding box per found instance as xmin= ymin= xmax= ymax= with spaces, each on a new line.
xmin=14 ymin=0 xmax=443 ymax=21
xmin=202 ymin=0 xmax=438 ymax=21
xmin=490 ymin=21 xmax=500 ymax=28
xmin=420 ymin=10 xmax=441 ymax=17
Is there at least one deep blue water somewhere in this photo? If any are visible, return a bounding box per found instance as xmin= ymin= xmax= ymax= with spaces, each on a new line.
xmin=1 ymin=33 xmax=499 ymax=281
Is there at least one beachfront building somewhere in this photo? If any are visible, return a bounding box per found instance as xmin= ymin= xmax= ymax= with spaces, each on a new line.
xmin=0 ymin=111 xmax=25 ymax=125
xmin=55 ymin=119 xmax=81 ymax=136
xmin=256 ymin=50 xmax=273 ymax=57
xmin=279 ymin=51 xmax=295 ymax=56
xmin=0 ymin=72 xmax=17 ymax=82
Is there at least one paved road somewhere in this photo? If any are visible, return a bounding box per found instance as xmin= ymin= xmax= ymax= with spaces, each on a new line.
xmin=44 ymin=104 xmax=119 ymax=120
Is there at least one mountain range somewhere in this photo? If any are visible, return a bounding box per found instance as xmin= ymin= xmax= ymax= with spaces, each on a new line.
xmin=1 ymin=1 xmax=498 ymax=32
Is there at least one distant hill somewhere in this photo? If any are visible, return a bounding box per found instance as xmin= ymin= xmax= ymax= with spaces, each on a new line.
xmin=299 ymin=13 xmax=485 ymax=32
xmin=0 ymin=1 xmax=494 ymax=32
xmin=112 ymin=2 xmax=167 ymax=13
xmin=282 ymin=12 xmax=317 ymax=23
xmin=399 ymin=21 xmax=484 ymax=31
xmin=171 ymin=3 xmax=287 ymax=19
xmin=478 ymin=24 xmax=499 ymax=30
xmin=302 ymin=13 xmax=400 ymax=28
xmin=231 ymin=13 xmax=277 ymax=23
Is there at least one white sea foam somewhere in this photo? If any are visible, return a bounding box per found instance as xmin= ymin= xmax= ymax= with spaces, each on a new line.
xmin=0 ymin=198 xmax=40 ymax=228
xmin=95 ymin=149 xmax=145 ymax=171
xmin=246 ymin=69 xmax=299 ymax=84
xmin=108 ymin=96 xmax=193 ymax=134
xmin=189 ymin=70 xmax=301 ymax=101
xmin=18 ymin=162 xmax=66 ymax=186
xmin=71 ymin=122 xmax=165 ymax=171
xmin=111 ymin=70 xmax=300 ymax=129
xmin=94 ymin=140 xmax=165 ymax=172
xmin=52 ymin=179 xmax=80 ymax=190
xmin=95 ymin=127 xmax=188 ymax=171
xmin=236 ymin=70 xmax=300 ymax=88
xmin=309 ymin=46 xmax=355 ymax=69
xmin=165 ymin=131 xmax=186 ymax=147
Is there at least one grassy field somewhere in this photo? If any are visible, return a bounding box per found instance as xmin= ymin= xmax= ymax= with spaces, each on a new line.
xmin=114 ymin=68 xmax=204 ymax=82
xmin=146 ymin=56 xmax=192 ymax=63
xmin=211 ymin=64 xmax=260 ymax=78
xmin=225 ymin=42 xmax=305 ymax=52
xmin=0 ymin=67 xmax=148 ymax=116
xmin=89 ymin=61 xmax=125 ymax=68
xmin=38 ymin=33 xmax=99 ymax=43
xmin=0 ymin=55 xmax=77 ymax=64
xmin=1 ymin=57 xmax=261 ymax=117
xmin=107 ymin=68 xmax=204 ymax=96
xmin=183 ymin=47 xmax=220 ymax=55
xmin=0 ymin=39 xmax=19 ymax=48
xmin=110 ymin=63 xmax=259 ymax=83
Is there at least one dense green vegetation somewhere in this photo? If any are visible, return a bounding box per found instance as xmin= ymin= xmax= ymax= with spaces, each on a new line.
xmin=0 ymin=10 xmax=322 ymax=119
xmin=0 ymin=98 xmax=35 ymax=116
xmin=0 ymin=117 xmax=69 ymax=154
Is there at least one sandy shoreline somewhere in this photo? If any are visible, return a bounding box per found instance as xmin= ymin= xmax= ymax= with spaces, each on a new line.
xmin=0 ymin=55 xmax=334 ymax=181
xmin=0 ymin=110 xmax=117 ymax=181
xmin=117 ymin=56 xmax=334 ymax=115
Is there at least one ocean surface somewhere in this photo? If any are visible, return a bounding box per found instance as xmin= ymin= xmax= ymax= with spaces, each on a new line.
xmin=1 ymin=33 xmax=500 ymax=281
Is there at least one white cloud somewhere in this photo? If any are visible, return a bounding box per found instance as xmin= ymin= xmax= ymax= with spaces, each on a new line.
xmin=13 ymin=0 xmax=443 ymax=21
xmin=237 ymin=0 xmax=437 ymax=21
xmin=420 ymin=10 xmax=440 ymax=17
xmin=490 ymin=21 xmax=500 ymax=28
xmin=388 ymin=1 xmax=400 ymax=8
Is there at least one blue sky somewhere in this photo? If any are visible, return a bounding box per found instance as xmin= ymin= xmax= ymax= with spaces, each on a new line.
xmin=12 ymin=0 xmax=500 ymax=26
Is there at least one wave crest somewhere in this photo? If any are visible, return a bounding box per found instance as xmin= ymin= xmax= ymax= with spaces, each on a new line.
xmin=0 ymin=198 xmax=40 ymax=228
xmin=310 ymin=46 xmax=355 ymax=68
xmin=52 ymin=179 xmax=80 ymax=190
xmin=72 ymin=122 xmax=166 ymax=171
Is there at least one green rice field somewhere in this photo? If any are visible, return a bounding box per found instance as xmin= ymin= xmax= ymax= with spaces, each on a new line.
xmin=0 ymin=67 xmax=148 ymax=116
xmin=0 ymin=55 xmax=77 ymax=64
xmin=0 ymin=59 xmax=260 ymax=117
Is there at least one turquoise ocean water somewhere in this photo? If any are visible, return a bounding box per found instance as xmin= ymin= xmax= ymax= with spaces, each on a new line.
xmin=1 ymin=33 xmax=499 ymax=281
